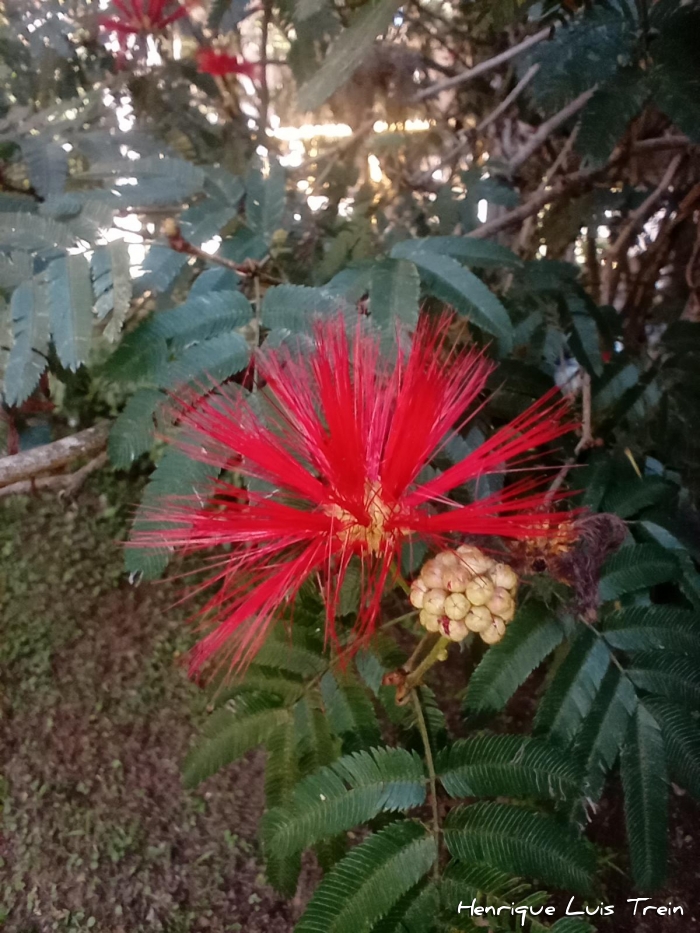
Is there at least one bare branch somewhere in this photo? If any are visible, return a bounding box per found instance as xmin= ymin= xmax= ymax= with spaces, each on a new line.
xmin=509 ymin=88 xmax=595 ymax=172
xmin=477 ymin=63 xmax=540 ymax=132
xmin=545 ymin=372 xmax=593 ymax=503
xmin=0 ymin=452 xmax=108 ymax=500
xmin=0 ymin=424 xmax=109 ymax=489
xmin=632 ymin=135 xmax=691 ymax=153
xmin=516 ymin=126 xmax=579 ymax=253
xmin=466 ymin=166 xmax=598 ymax=240
xmin=163 ymin=222 xmax=281 ymax=284
xmin=600 ymin=153 xmax=683 ymax=305
xmin=414 ymin=27 xmax=550 ymax=103
xmin=258 ymin=0 xmax=272 ymax=142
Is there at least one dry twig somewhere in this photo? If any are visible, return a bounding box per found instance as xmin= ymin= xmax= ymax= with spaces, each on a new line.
xmin=163 ymin=222 xmax=280 ymax=284
xmin=509 ymin=88 xmax=594 ymax=172
xmin=600 ymin=153 xmax=683 ymax=305
xmin=477 ymin=63 xmax=540 ymax=132
xmin=414 ymin=27 xmax=550 ymax=103
xmin=0 ymin=452 xmax=108 ymax=500
xmin=0 ymin=423 xmax=109 ymax=490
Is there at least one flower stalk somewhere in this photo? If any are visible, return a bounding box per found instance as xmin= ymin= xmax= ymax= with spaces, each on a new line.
xmin=411 ymin=688 xmax=442 ymax=880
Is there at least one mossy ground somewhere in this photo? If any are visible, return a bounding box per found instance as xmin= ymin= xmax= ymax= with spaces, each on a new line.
xmin=0 ymin=472 xmax=298 ymax=933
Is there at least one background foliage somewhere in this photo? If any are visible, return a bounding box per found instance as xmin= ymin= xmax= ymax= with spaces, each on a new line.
xmin=1 ymin=0 xmax=700 ymax=929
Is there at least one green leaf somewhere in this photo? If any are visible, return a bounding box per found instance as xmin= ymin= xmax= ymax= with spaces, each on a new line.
xmin=579 ymin=453 xmax=613 ymax=512
xmin=437 ymin=734 xmax=580 ymax=802
xmin=441 ymin=859 xmax=536 ymax=915
xmin=550 ymin=921 xmax=596 ymax=933
xmin=295 ymin=821 xmax=437 ymax=933
xmin=297 ymin=0 xmax=403 ymax=112
xmin=592 ymin=362 xmax=639 ymax=413
xmin=103 ymin=327 xmax=167 ymax=385
xmin=262 ymin=746 xmax=425 ymax=857
xmin=526 ymin=5 xmax=635 ymax=113
xmin=148 ymin=291 xmax=252 ymax=351
xmin=639 ymin=522 xmax=700 ymax=610
xmin=626 ymin=652 xmax=700 ymax=709
xmin=21 ymin=139 xmax=69 ymax=199
xmin=0 ymin=251 xmax=34 ymax=290
xmin=295 ymin=696 xmax=342 ymax=784
xmin=92 ymin=241 xmax=133 ymax=342
xmin=255 ymin=628 xmax=328 ymax=679
xmin=246 ymin=158 xmax=286 ymax=244
xmin=179 ymin=200 xmax=240 ymax=247
xmin=535 ymin=629 xmax=611 ymax=744
xmin=90 ymin=156 xmax=205 ymax=207
xmin=126 ymin=446 xmax=219 ymax=579
xmin=3 ymin=277 xmax=50 ymax=406
xmin=338 ymin=557 xmax=362 ymax=616
xmin=320 ymin=672 xmax=381 ymax=749
xmin=644 ymin=698 xmax=700 ymax=800
xmin=295 ymin=0 xmax=328 ymax=22
xmin=370 ymin=882 xmax=438 ymax=933
xmin=0 ymin=211 xmax=76 ymax=251
xmin=183 ymin=694 xmax=291 ymax=788
xmin=262 ymin=283 xmax=347 ymax=332
xmin=412 ymin=687 xmax=448 ymax=755
xmin=602 ymin=606 xmax=700 ymax=657
xmin=444 ymin=802 xmax=595 ymax=894
xmin=464 ymin=605 xmax=564 ymax=713
xmin=190 ymin=267 xmax=242 ymax=299
xmin=651 ymin=9 xmax=700 ymax=143
xmin=139 ymin=246 xmax=189 ymax=294
xmin=0 ymin=193 xmax=37 ymax=215
xmin=108 ymin=388 xmax=165 ymax=468
xmin=390 ymin=241 xmax=513 ymax=351
xmin=620 ymin=704 xmax=668 ymax=889
xmin=599 ymin=545 xmax=679 ymax=601
xmin=265 ymin=721 xmax=302 ymax=896
xmin=577 ymin=69 xmax=649 ymax=165
xmin=159 ymin=331 xmax=251 ymax=390
xmin=45 ymin=254 xmax=94 ymax=371
xmin=393 ymin=236 xmax=522 ymax=270
xmin=368 ymin=259 xmax=420 ymax=327
xmin=216 ymin=668 xmax=306 ymax=706
xmin=566 ymin=295 xmax=603 ymax=377
xmin=602 ymin=476 xmax=673 ymax=519
xmin=571 ymin=666 xmax=637 ymax=801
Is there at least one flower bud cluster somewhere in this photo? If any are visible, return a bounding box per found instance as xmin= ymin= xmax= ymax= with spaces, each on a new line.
xmin=410 ymin=545 xmax=518 ymax=646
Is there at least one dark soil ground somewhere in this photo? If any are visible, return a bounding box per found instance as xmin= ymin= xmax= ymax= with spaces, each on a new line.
xmin=1 ymin=472 xmax=699 ymax=933
xmin=0 ymin=475 xmax=300 ymax=933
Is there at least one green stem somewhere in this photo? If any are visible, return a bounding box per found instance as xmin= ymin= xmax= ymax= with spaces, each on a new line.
xmin=390 ymin=558 xmax=411 ymax=596
xmin=380 ymin=609 xmax=418 ymax=632
xmin=404 ymin=631 xmax=436 ymax=674
xmin=411 ymin=688 xmax=441 ymax=879
xmin=405 ymin=635 xmax=450 ymax=691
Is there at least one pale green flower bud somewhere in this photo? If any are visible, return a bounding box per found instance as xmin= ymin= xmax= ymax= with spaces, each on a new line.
xmin=465 ymin=575 xmax=495 ymax=607
xmin=419 ymin=609 xmax=441 ymax=632
xmin=490 ymin=562 xmax=518 ymax=591
xmin=487 ymin=586 xmax=514 ymax=619
xmin=447 ymin=619 xmax=469 ymax=642
xmin=420 ymin=560 xmax=444 ymax=590
xmin=444 ymin=592 xmax=470 ymax=620
xmin=464 ymin=605 xmax=492 ymax=632
xmin=481 ymin=616 xmax=507 ymax=644
xmin=443 ymin=567 xmax=471 ymax=593
xmin=423 ymin=588 xmax=447 ymax=615
xmin=409 ymin=578 xmax=428 ymax=609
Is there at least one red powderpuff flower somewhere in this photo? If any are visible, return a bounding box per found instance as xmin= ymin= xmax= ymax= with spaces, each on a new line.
xmin=196 ymin=48 xmax=259 ymax=79
xmin=133 ymin=316 xmax=578 ymax=678
xmin=99 ymin=0 xmax=186 ymax=36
